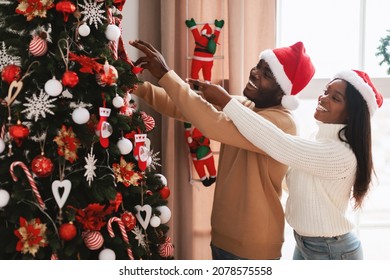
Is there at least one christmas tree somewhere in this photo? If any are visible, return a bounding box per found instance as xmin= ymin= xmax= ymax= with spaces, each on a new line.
xmin=377 ymin=29 xmax=390 ymax=74
xmin=0 ymin=0 xmax=173 ymax=260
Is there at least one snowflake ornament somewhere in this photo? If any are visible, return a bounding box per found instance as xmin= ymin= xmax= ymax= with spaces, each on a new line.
xmin=22 ymin=90 xmax=56 ymax=121
xmin=78 ymin=0 xmax=106 ymax=29
xmin=148 ymin=150 xmax=161 ymax=171
xmin=0 ymin=41 xmax=20 ymax=71
xmin=131 ymin=226 xmax=147 ymax=248
xmin=84 ymin=148 xmax=97 ymax=186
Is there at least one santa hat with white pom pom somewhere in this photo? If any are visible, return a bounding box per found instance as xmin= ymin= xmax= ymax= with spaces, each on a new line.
xmin=259 ymin=41 xmax=315 ymax=110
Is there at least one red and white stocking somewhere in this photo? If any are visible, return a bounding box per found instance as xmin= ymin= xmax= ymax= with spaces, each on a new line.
xmin=97 ymin=107 xmax=112 ymax=148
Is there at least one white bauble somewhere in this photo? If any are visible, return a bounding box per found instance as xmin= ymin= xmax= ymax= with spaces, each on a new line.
xmin=98 ymin=248 xmax=116 ymax=260
xmin=150 ymin=216 xmax=161 ymax=228
xmin=72 ymin=107 xmax=90 ymax=124
xmin=0 ymin=138 xmax=5 ymax=154
xmin=117 ymin=137 xmax=133 ymax=155
xmin=156 ymin=205 xmax=171 ymax=224
xmin=112 ymin=94 xmax=124 ymax=108
xmin=155 ymin=174 xmax=167 ymax=186
xmin=78 ymin=23 xmax=91 ymax=37
xmin=44 ymin=77 xmax=63 ymax=97
xmin=0 ymin=189 xmax=10 ymax=208
xmin=105 ymin=24 xmax=121 ymax=41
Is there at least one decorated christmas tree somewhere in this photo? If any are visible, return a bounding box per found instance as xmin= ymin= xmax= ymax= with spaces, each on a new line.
xmin=0 ymin=0 xmax=173 ymax=260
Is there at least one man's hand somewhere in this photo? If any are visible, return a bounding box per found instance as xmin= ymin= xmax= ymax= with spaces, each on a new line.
xmin=187 ymin=79 xmax=232 ymax=109
xmin=129 ymin=40 xmax=171 ymax=80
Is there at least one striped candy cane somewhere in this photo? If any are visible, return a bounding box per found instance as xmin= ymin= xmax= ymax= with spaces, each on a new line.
xmin=9 ymin=161 xmax=46 ymax=209
xmin=107 ymin=217 xmax=134 ymax=260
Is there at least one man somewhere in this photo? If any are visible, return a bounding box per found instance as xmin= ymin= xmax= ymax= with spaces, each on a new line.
xmin=129 ymin=40 xmax=315 ymax=259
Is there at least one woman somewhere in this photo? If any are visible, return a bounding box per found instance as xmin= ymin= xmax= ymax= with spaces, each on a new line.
xmin=190 ymin=70 xmax=383 ymax=260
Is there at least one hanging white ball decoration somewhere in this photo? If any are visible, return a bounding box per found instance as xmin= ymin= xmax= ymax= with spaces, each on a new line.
xmin=156 ymin=205 xmax=171 ymax=224
xmin=44 ymin=77 xmax=63 ymax=97
xmin=150 ymin=216 xmax=161 ymax=228
xmin=98 ymin=248 xmax=116 ymax=260
xmin=0 ymin=138 xmax=5 ymax=154
xmin=72 ymin=107 xmax=90 ymax=124
xmin=112 ymin=94 xmax=124 ymax=108
xmin=78 ymin=23 xmax=91 ymax=37
xmin=155 ymin=174 xmax=168 ymax=186
xmin=0 ymin=189 xmax=10 ymax=208
xmin=117 ymin=137 xmax=133 ymax=155
xmin=105 ymin=24 xmax=121 ymax=41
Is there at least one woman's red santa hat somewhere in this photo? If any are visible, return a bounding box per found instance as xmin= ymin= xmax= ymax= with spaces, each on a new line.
xmin=333 ymin=69 xmax=383 ymax=116
xmin=259 ymin=41 xmax=315 ymax=110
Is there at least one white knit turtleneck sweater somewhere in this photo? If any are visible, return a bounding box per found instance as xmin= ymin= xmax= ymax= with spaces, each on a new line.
xmin=223 ymin=98 xmax=357 ymax=237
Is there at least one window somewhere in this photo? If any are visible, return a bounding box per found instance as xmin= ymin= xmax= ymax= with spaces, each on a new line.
xmin=277 ymin=0 xmax=390 ymax=259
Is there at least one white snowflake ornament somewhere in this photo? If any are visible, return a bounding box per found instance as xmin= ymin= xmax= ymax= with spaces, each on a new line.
xmin=78 ymin=0 xmax=106 ymax=29
xmin=0 ymin=41 xmax=20 ymax=71
xmin=84 ymin=148 xmax=97 ymax=186
xmin=131 ymin=226 xmax=147 ymax=248
xmin=22 ymin=90 xmax=56 ymax=121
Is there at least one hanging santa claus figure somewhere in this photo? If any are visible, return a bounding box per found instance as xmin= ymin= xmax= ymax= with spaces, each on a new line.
xmin=184 ymin=18 xmax=224 ymax=187
xmin=184 ymin=122 xmax=216 ymax=187
xmin=185 ymin=18 xmax=224 ymax=83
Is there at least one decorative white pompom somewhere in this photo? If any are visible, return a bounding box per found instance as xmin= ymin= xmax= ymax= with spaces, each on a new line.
xmin=0 ymin=138 xmax=5 ymax=154
xmin=44 ymin=77 xmax=63 ymax=97
xmin=72 ymin=107 xmax=90 ymax=124
xmin=117 ymin=137 xmax=133 ymax=155
xmin=105 ymin=24 xmax=121 ymax=41
xmin=155 ymin=174 xmax=167 ymax=186
xmin=78 ymin=23 xmax=91 ymax=37
xmin=150 ymin=216 xmax=161 ymax=228
xmin=0 ymin=189 xmax=10 ymax=208
xmin=156 ymin=205 xmax=171 ymax=224
xmin=98 ymin=248 xmax=116 ymax=260
xmin=112 ymin=94 xmax=124 ymax=108
xmin=281 ymin=95 xmax=300 ymax=110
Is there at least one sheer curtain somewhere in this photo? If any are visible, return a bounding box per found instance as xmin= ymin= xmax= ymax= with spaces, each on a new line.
xmin=122 ymin=0 xmax=276 ymax=260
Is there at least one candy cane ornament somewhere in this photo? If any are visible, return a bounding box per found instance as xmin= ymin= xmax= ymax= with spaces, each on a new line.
xmin=9 ymin=161 xmax=46 ymax=209
xmin=107 ymin=217 xmax=134 ymax=260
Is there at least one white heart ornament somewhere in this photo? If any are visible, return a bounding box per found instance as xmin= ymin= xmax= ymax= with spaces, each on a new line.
xmin=135 ymin=204 xmax=152 ymax=229
xmin=51 ymin=179 xmax=72 ymax=208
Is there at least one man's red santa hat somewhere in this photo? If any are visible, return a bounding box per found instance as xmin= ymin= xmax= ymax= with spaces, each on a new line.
xmin=259 ymin=41 xmax=315 ymax=110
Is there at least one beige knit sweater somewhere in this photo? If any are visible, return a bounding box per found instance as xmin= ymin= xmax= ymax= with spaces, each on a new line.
xmin=134 ymin=71 xmax=296 ymax=259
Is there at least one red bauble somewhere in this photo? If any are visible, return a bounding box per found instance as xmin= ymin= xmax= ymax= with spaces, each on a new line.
xmin=9 ymin=122 xmax=29 ymax=147
xmin=31 ymin=155 xmax=54 ymax=177
xmin=62 ymin=71 xmax=79 ymax=87
xmin=59 ymin=222 xmax=77 ymax=241
xmin=121 ymin=211 xmax=136 ymax=231
xmin=159 ymin=185 xmax=171 ymax=200
xmin=1 ymin=64 xmax=22 ymax=84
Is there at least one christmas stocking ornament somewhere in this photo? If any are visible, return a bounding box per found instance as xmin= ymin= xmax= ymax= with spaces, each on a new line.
xmin=97 ymin=107 xmax=112 ymax=148
xmin=134 ymin=134 xmax=148 ymax=171
xmin=133 ymin=134 xmax=147 ymax=159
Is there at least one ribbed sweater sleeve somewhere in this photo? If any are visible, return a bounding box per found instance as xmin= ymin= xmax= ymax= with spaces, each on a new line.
xmin=223 ymin=98 xmax=356 ymax=179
